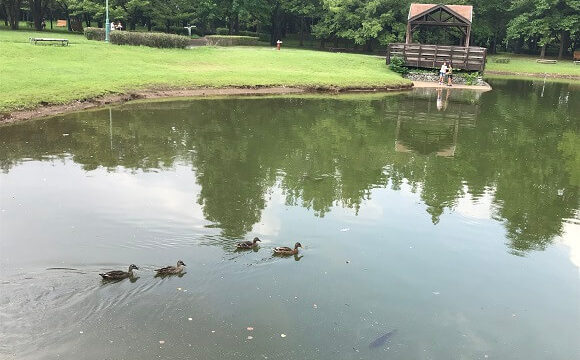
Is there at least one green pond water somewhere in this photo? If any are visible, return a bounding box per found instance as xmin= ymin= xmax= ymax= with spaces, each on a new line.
xmin=0 ymin=79 xmax=579 ymax=360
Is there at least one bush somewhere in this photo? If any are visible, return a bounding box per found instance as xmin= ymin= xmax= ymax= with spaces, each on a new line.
xmin=238 ymin=30 xmax=258 ymax=37
xmin=462 ymin=71 xmax=480 ymax=85
xmin=216 ymin=27 xmax=229 ymax=35
xmin=110 ymin=31 xmax=190 ymax=48
xmin=84 ymin=27 xmax=105 ymax=41
xmin=258 ymin=33 xmax=270 ymax=42
xmin=205 ymin=35 xmax=258 ymax=46
xmin=388 ymin=56 xmax=409 ymax=75
xmin=151 ymin=26 xmax=190 ymax=36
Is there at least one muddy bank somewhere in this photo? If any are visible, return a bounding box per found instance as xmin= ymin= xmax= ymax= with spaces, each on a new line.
xmin=411 ymin=81 xmax=492 ymax=91
xmin=1 ymin=84 xmax=413 ymax=123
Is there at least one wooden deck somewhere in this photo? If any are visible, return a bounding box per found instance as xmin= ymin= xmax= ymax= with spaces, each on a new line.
xmin=387 ymin=43 xmax=487 ymax=72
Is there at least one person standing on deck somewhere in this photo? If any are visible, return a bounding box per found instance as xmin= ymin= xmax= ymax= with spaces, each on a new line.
xmin=439 ymin=62 xmax=448 ymax=85
xmin=447 ymin=63 xmax=453 ymax=86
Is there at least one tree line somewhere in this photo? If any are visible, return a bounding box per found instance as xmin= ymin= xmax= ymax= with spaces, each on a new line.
xmin=1 ymin=0 xmax=578 ymax=56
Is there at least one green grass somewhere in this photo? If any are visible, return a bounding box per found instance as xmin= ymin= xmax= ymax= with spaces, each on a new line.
xmin=0 ymin=29 xmax=409 ymax=113
xmin=486 ymin=53 xmax=580 ymax=76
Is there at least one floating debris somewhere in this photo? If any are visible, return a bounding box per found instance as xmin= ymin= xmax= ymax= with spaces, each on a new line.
xmin=79 ymin=331 xmax=84 ymax=334
xmin=369 ymin=330 xmax=397 ymax=349
xmin=159 ymin=340 xmax=165 ymax=344
xmin=188 ymin=318 xmax=193 ymax=321
xmin=340 ymin=228 xmax=350 ymax=232
xmin=313 ymin=304 xmax=318 ymax=309
xmin=177 ymin=287 xmax=182 ymax=291
xmin=280 ymin=334 xmax=286 ymax=338
xmin=247 ymin=327 xmax=254 ymax=331
xmin=432 ymin=291 xmax=440 ymax=295
xmin=247 ymin=336 xmax=253 ymax=340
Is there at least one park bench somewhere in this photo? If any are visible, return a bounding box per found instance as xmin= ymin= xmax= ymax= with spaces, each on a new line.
xmin=494 ymin=58 xmax=510 ymax=63
xmin=56 ymin=19 xmax=67 ymax=27
xmin=536 ymin=59 xmax=557 ymax=64
xmin=29 ymin=37 xmax=69 ymax=46
xmin=329 ymin=47 xmax=347 ymax=53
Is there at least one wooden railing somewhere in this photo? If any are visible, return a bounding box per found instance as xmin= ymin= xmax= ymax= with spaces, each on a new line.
xmin=387 ymin=43 xmax=487 ymax=72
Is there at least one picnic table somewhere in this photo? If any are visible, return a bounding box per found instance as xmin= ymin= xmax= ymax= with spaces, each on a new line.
xmin=29 ymin=37 xmax=69 ymax=46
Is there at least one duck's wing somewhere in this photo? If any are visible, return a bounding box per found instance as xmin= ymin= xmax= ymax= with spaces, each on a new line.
xmin=236 ymin=241 xmax=252 ymax=248
xmin=274 ymin=247 xmax=292 ymax=252
xmin=100 ymin=270 xmax=127 ymax=278
xmin=155 ymin=266 xmax=174 ymax=273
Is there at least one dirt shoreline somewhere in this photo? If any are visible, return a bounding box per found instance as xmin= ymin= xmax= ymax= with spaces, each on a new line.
xmin=485 ymin=70 xmax=580 ymax=80
xmin=1 ymin=84 xmax=413 ymax=124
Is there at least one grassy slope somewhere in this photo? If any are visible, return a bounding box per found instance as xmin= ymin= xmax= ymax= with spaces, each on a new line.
xmin=486 ymin=54 xmax=580 ymax=76
xmin=0 ymin=30 xmax=409 ymax=112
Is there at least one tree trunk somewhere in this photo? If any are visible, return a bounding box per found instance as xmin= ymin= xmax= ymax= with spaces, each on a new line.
xmin=558 ymin=31 xmax=567 ymax=59
xmin=147 ymin=21 xmax=152 ymax=31
xmin=540 ymin=43 xmax=546 ymax=59
xmin=29 ymin=0 xmax=43 ymax=30
xmin=269 ymin=2 xmax=282 ymax=45
xmin=5 ymin=0 xmax=22 ymax=30
xmin=299 ymin=16 xmax=304 ymax=46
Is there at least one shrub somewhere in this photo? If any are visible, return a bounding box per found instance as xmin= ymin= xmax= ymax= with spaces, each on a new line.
xmin=238 ymin=30 xmax=258 ymax=37
xmin=216 ymin=27 xmax=229 ymax=35
xmin=110 ymin=31 xmax=190 ymax=48
xmin=258 ymin=33 xmax=270 ymax=42
xmin=205 ymin=35 xmax=258 ymax=46
xmin=462 ymin=71 xmax=480 ymax=85
xmin=388 ymin=56 xmax=409 ymax=75
xmin=151 ymin=26 xmax=191 ymax=36
xmin=84 ymin=27 xmax=106 ymax=41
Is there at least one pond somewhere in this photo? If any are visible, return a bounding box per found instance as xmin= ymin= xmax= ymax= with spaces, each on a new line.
xmin=1 ymin=79 xmax=579 ymax=360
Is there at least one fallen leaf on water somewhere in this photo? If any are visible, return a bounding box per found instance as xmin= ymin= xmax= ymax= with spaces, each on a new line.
xmin=247 ymin=327 xmax=254 ymax=331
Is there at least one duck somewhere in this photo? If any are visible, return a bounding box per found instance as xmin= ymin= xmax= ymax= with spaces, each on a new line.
xmin=273 ymin=242 xmax=302 ymax=256
xmin=236 ymin=237 xmax=261 ymax=249
xmin=155 ymin=260 xmax=186 ymax=276
xmin=99 ymin=264 xmax=139 ymax=280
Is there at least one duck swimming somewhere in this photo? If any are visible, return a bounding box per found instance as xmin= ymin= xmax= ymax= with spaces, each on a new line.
xmin=99 ymin=264 xmax=139 ymax=280
xmin=155 ymin=260 xmax=186 ymax=276
xmin=273 ymin=242 xmax=302 ymax=256
xmin=236 ymin=237 xmax=261 ymax=249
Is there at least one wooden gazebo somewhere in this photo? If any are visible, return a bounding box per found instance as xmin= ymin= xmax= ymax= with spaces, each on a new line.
xmin=387 ymin=3 xmax=487 ymax=71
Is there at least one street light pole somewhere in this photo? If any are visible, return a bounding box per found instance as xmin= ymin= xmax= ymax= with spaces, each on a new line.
xmin=105 ymin=0 xmax=110 ymax=42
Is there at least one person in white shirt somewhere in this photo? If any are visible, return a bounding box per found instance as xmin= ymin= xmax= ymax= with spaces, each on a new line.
xmin=110 ymin=21 xmax=115 ymax=31
xmin=439 ymin=62 xmax=448 ymax=85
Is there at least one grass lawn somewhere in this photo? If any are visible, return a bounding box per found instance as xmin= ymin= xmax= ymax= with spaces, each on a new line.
xmin=0 ymin=29 xmax=409 ymax=113
xmin=486 ymin=53 xmax=580 ymax=76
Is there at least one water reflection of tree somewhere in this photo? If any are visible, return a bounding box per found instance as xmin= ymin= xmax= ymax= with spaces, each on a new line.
xmin=0 ymin=81 xmax=578 ymax=254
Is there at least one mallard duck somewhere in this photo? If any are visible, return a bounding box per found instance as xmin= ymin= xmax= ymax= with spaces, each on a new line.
xmin=273 ymin=242 xmax=302 ymax=256
xmin=155 ymin=260 xmax=186 ymax=276
xmin=236 ymin=237 xmax=261 ymax=249
xmin=99 ymin=264 xmax=139 ymax=280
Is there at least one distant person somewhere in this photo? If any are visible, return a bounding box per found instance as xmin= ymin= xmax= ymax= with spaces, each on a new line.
xmin=439 ymin=61 xmax=448 ymax=85
xmin=116 ymin=22 xmax=123 ymax=31
xmin=110 ymin=21 xmax=115 ymax=31
xmin=41 ymin=19 xmax=46 ymax=29
xmin=447 ymin=63 xmax=453 ymax=86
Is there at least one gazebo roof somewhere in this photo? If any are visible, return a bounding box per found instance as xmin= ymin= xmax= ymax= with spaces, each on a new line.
xmin=408 ymin=3 xmax=473 ymax=23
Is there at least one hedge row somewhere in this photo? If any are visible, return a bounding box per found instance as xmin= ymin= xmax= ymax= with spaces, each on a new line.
xmin=205 ymin=35 xmax=259 ymax=46
xmin=110 ymin=31 xmax=190 ymax=48
xmin=84 ymin=27 xmax=105 ymax=41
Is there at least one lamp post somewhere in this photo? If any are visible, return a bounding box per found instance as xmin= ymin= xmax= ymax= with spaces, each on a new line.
xmin=105 ymin=0 xmax=110 ymax=42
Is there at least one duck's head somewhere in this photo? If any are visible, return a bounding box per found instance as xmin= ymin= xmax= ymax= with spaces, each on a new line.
xmin=129 ymin=264 xmax=139 ymax=271
xmin=295 ymin=242 xmax=302 ymax=249
xmin=253 ymin=237 xmax=261 ymax=244
xmin=177 ymin=260 xmax=186 ymax=267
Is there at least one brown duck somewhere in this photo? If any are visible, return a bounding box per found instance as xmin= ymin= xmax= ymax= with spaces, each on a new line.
xmin=273 ymin=242 xmax=302 ymax=255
